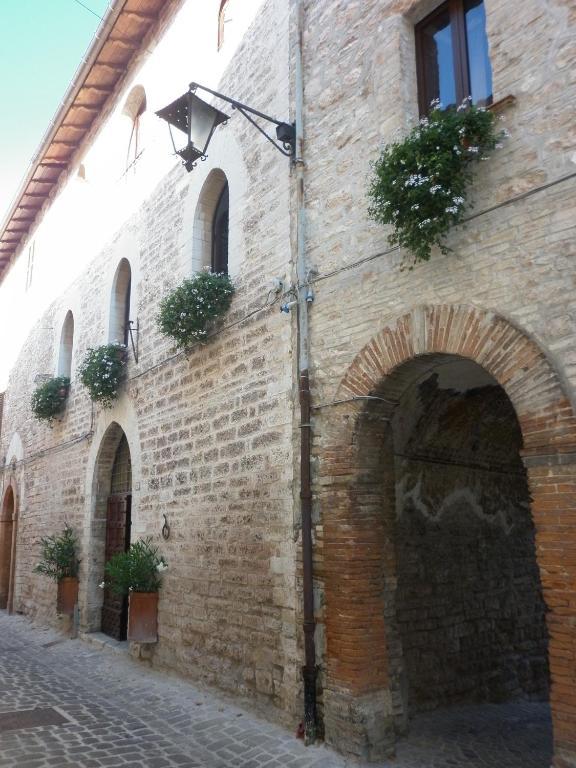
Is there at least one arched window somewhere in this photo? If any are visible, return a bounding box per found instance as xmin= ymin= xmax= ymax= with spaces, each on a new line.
xmin=192 ymin=169 xmax=229 ymax=275
xmin=122 ymin=85 xmax=147 ymax=170
xmin=57 ymin=311 xmax=74 ymax=378
xmin=217 ymin=0 xmax=230 ymax=49
xmin=212 ymin=182 xmax=229 ymax=274
xmin=109 ymin=259 xmax=132 ymax=346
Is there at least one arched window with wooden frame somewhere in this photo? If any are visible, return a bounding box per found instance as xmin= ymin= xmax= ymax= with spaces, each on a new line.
xmin=108 ymin=259 xmax=132 ymax=346
xmin=212 ymin=182 xmax=229 ymax=274
xmin=192 ymin=169 xmax=230 ymax=275
xmin=57 ymin=310 xmax=75 ymax=379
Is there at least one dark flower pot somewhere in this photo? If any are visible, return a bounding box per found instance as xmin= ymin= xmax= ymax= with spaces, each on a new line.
xmin=57 ymin=576 xmax=79 ymax=616
xmin=127 ymin=592 xmax=158 ymax=642
xmin=113 ymin=347 xmax=128 ymax=363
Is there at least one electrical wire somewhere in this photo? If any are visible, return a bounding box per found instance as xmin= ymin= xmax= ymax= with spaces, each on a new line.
xmin=0 ymin=288 xmax=283 ymax=472
xmin=71 ymin=0 xmax=104 ymax=21
xmin=306 ymin=171 xmax=576 ymax=287
xmin=127 ymin=287 xmax=281 ymax=383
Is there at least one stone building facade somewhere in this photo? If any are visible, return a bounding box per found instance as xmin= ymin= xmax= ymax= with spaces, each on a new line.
xmin=1 ymin=0 xmax=575 ymax=766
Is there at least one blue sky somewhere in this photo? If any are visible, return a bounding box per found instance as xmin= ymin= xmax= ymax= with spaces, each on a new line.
xmin=0 ymin=0 xmax=109 ymax=220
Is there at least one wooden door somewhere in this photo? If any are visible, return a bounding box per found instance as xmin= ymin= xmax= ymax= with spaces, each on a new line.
xmin=101 ymin=494 xmax=131 ymax=640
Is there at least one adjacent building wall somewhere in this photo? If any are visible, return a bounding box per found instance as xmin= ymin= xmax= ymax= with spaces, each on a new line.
xmin=0 ymin=0 xmax=301 ymax=724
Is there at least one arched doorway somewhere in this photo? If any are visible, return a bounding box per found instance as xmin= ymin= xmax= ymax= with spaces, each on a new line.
xmin=0 ymin=486 xmax=15 ymax=610
xmin=101 ymin=434 xmax=132 ymax=640
xmin=320 ymin=306 xmax=576 ymax=767
xmin=390 ymin=357 xmax=550 ymax=761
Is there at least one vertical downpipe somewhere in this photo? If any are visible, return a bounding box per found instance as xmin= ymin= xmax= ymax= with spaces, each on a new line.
xmin=294 ymin=0 xmax=317 ymax=744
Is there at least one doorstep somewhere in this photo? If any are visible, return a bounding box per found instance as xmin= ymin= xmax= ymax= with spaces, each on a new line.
xmin=79 ymin=631 xmax=129 ymax=657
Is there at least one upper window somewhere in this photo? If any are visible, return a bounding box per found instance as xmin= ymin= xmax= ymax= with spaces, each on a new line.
xmin=25 ymin=241 xmax=35 ymax=291
xmin=109 ymin=259 xmax=132 ymax=346
xmin=57 ymin=311 xmax=75 ymax=379
xmin=122 ymin=85 xmax=147 ymax=171
xmin=217 ymin=0 xmax=230 ymax=50
xmin=415 ymin=0 xmax=492 ymax=115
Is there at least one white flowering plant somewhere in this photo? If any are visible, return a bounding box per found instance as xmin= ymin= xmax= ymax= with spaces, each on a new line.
xmin=368 ymin=100 xmax=505 ymax=264
xmin=31 ymin=376 xmax=70 ymax=424
xmin=78 ymin=343 xmax=127 ymax=407
xmin=103 ymin=538 xmax=167 ymax=596
xmin=157 ymin=269 xmax=234 ymax=350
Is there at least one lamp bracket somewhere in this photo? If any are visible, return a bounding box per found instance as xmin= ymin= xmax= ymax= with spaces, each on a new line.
xmin=189 ymin=82 xmax=295 ymax=158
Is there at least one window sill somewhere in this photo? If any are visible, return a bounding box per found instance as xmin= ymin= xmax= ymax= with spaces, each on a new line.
xmin=487 ymin=94 xmax=516 ymax=114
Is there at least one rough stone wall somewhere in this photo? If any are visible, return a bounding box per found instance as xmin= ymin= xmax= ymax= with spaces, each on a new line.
xmin=0 ymin=0 xmax=301 ymax=725
xmin=393 ymin=376 xmax=549 ymax=716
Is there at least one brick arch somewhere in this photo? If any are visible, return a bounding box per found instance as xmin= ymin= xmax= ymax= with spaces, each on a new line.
xmin=320 ymin=305 xmax=576 ymax=766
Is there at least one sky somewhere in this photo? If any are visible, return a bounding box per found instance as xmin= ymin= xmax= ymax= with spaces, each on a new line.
xmin=0 ymin=0 xmax=110 ymax=221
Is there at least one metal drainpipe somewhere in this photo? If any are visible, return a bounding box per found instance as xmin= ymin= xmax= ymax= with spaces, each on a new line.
xmin=294 ymin=0 xmax=317 ymax=744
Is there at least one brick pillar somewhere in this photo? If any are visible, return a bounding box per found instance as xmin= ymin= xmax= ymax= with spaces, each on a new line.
xmin=320 ymin=407 xmax=399 ymax=761
xmin=526 ymin=454 xmax=576 ymax=768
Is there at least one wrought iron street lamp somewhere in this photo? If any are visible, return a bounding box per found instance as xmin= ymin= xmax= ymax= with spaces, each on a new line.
xmin=156 ymin=82 xmax=295 ymax=171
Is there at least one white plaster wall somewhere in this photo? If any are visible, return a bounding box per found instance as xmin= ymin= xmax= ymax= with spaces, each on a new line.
xmin=0 ymin=0 xmax=267 ymax=390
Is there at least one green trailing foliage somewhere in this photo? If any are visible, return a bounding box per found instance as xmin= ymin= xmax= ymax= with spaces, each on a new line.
xmin=31 ymin=377 xmax=70 ymax=424
xmin=103 ymin=538 xmax=168 ymax=596
xmin=157 ymin=270 xmax=235 ymax=350
xmin=78 ymin=343 xmax=126 ymax=407
xmin=34 ymin=524 xmax=79 ymax=581
xmin=368 ymin=100 xmax=506 ymax=265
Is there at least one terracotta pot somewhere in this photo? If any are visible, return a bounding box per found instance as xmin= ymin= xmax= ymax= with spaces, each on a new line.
xmin=127 ymin=591 xmax=158 ymax=642
xmin=57 ymin=576 xmax=79 ymax=616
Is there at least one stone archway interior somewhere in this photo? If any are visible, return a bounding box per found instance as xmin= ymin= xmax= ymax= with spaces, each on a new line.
xmin=391 ymin=358 xmax=550 ymax=726
xmin=0 ymin=487 xmax=14 ymax=609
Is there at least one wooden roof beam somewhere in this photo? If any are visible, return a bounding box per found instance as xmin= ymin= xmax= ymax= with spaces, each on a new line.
xmin=50 ymin=141 xmax=78 ymax=149
xmin=94 ymin=62 xmax=127 ymax=74
xmin=107 ymin=37 xmax=140 ymax=51
xmin=121 ymin=9 xmax=157 ymax=22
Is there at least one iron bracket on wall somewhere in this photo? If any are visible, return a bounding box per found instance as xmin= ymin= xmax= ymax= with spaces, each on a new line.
xmin=189 ymin=82 xmax=296 ymax=158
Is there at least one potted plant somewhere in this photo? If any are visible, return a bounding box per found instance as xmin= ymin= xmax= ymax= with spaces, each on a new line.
xmin=34 ymin=524 xmax=80 ymax=616
xmin=31 ymin=376 xmax=70 ymax=424
xmin=367 ymin=99 xmax=506 ymax=265
xmin=78 ymin=343 xmax=127 ymax=406
xmin=157 ymin=269 xmax=234 ymax=350
xmin=103 ymin=538 xmax=167 ymax=642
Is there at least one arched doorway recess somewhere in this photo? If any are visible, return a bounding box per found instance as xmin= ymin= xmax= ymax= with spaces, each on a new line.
xmin=319 ymin=305 xmax=576 ymax=768
xmin=101 ymin=434 xmax=132 ymax=640
xmin=89 ymin=424 xmax=132 ymax=640
xmin=0 ymin=486 xmax=15 ymax=610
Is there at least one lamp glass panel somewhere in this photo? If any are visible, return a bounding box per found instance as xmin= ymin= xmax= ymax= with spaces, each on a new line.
xmin=189 ymin=94 xmax=219 ymax=153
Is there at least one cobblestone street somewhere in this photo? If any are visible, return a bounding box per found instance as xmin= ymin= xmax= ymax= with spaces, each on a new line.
xmin=0 ymin=614 xmax=553 ymax=768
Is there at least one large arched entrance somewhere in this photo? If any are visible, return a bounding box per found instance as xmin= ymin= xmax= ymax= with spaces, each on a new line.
xmin=0 ymin=486 xmax=15 ymax=610
xmin=319 ymin=306 xmax=576 ymax=768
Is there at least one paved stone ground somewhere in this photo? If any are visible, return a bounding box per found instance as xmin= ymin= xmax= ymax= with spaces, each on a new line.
xmin=0 ymin=614 xmax=553 ymax=767
xmin=394 ymin=701 xmax=553 ymax=768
